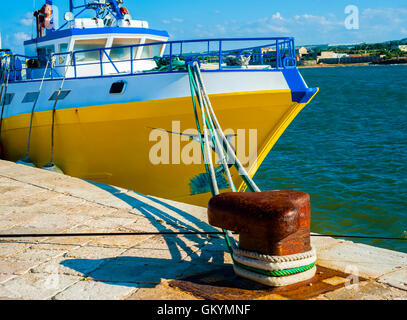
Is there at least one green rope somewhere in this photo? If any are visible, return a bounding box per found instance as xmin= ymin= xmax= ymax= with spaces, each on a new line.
xmin=234 ymin=261 xmax=316 ymax=277
xmin=187 ymin=65 xmax=215 ymax=196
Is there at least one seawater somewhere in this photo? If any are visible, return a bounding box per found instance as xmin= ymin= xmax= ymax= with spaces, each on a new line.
xmin=255 ymin=65 xmax=407 ymax=253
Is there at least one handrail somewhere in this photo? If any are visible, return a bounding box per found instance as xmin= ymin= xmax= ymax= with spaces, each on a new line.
xmin=0 ymin=37 xmax=296 ymax=83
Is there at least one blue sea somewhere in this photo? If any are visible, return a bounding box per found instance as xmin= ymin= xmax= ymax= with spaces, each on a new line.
xmin=255 ymin=65 xmax=407 ymax=253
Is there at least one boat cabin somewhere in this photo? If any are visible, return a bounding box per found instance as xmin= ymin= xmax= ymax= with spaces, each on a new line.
xmin=23 ymin=1 xmax=169 ymax=78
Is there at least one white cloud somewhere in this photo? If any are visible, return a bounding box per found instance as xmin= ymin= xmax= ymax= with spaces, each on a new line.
xmin=163 ymin=18 xmax=184 ymax=25
xmin=294 ymin=13 xmax=341 ymax=26
xmin=20 ymin=12 xmax=33 ymax=26
xmin=272 ymin=12 xmax=284 ymax=21
xmin=14 ymin=32 xmax=30 ymax=41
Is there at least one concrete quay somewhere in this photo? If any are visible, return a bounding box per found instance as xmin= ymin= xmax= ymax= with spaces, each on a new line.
xmin=0 ymin=160 xmax=406 ymax=300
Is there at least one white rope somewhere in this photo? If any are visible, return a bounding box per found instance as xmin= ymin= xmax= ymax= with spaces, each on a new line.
xmin=233 ymin=249 xmax=316 ymax=271
xmin=191 ymin=64 xmax=236 ymax=193
xmin=193 ymin=63 xmax=260 ymax=192
xmin=233 ymin=246 xmax=316 ymax=263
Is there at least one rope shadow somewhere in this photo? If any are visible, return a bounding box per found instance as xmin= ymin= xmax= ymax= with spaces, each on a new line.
xmin=60 ymin=181 xmax=227 ymax=288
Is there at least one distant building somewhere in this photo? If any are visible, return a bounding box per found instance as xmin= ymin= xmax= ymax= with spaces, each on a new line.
xmin=399 ymin=45 xmax=407 ymax=52
xmin=318 ymin=51 xmax=349 ymax=62
xmin=262 ymin=47 xmax=276 ymax=53
xmin=298 ymin=47 xmax=308 ymax=58
xmin=319 ymin=51 xmax=335 ymax=59
xmin=336 ymin=53 xmax=348 ymax=58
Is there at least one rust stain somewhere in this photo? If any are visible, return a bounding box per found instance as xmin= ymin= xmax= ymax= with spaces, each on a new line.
xmin=169 ymin=265 xmax=366 ymax=300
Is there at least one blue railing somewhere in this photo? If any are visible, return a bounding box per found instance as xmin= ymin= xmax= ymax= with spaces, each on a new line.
xmin=0 ymin=37 xmax=296 ymax=83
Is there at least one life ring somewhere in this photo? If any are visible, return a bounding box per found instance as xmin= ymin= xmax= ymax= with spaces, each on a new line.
xmin=120 ymin=7 xmax=129 ymax=16
xmin=38 ymin=4 xmax=52 ymax=29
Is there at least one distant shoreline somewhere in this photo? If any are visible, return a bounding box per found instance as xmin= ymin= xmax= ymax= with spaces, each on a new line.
xmin=298 ymin=59 xmax=407 ymax=68
xmin=298 ymin=63 xmax=370 ymax=68
xmin=298 ymin=63 xmax=407 ymax=68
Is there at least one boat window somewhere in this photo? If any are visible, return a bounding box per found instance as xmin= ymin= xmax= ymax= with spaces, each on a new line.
xmin=49 ymin=90 xmax=71 ymax=101
xmin=140 ymin=40 xmax=163 ymax=59
xmin=3 ymin=93 xmax=15 ymax=105
xmin=73 ymin=39 xmax=107 ymax=62
xmin=22 ymin=92 xmax=40 ymax=103
xmin=37 ymin=45 xmax=55 ymax=67
xmin=110 ymin=81 xmax=126 ymax=94
xmin=110 ymin=38 xmax=140 ymax=61
xmin=59 ymin=43 xmax=68 ymax=64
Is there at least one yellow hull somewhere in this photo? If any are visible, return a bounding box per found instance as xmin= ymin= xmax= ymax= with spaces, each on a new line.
xmin=1 ymin=89 xmax=313 ymax=206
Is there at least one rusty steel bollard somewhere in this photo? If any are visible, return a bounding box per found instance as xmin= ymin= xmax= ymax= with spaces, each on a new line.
xmin=208 ymin=190 xmax=317 ymax=287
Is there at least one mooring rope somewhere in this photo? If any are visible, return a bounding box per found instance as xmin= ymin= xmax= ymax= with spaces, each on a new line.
xmin=19 ymin=61 xmax=50 ymax=163
xmin=0 ymin=58 xmax=11 ymax=142
xmin=44 ymin=56 xmax=68 ymax=169
xmin=186 ymin=61 xmax=318 ymax=281
xmin=0 ymin=232 xmax=405 ymax=240
xmin=0 ymin=231 xmax=230 ymax=238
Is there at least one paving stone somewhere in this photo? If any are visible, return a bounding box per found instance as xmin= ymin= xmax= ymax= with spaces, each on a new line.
xmin=310 ymin=234 xmax=349 ymax=251
xmin=0 ymin=211 xmax=45 ymax=232
xmin=0 ymin=273 xmax=17 ymax=284
xmin=2 ymin=213 xmax=79 ymax=234
xmin=123 ymin=235 xmax=206 ymax=261
xmin=185 ymin=247 xmax=234 ymax=266
xmin=32 ymin=257 xmax=105 ymax=277
xmin=126 ymin=282 xmax=200 ymax=300
xmin=316 ymin=242 xmax=407 ymax=278
xmin=9 ymin=247 xmax=68 ymax=263
xmin=316 ymin=280 xmax=407 ymax=300
xmin=0 ymin=242 xmax=33 ymax=258
xmin=0 ymin=272 xmax=79 ymax=300
xmin=0 ymin=259 xmax=36 ymax=275
xmin=88 ymin=235 xmax=151 ymax=248
xmin=378 ymin=267 xmax=407 ymax=291
xmin=127 ymin=193 xmax=214 ymax=232
xmin=53 ymin=280 xmax=138 ymax=300
xmin=88 ymin=258 xmax=191 ymax=284
xmin=71 ymin=215 xmax=136 ymax=232
xmin=65 ymin=245 xmax=127 ymax=260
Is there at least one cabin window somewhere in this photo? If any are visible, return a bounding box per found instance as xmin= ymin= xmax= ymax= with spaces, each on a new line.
xmin=22 ymin=92 xmax=40 ymax=103
xmin=3 ymin=93 xmax=15 ymax=105
xmin=140 ymin=40 xmax=163 ymax=59
xmin=73 ymin=39 xmax=107 ymax=62
xmin=37 ymin=45 xmax=55 ymax=67
xmin=59 ymin=43 xmax=68 ymax=64
xmin=49 ymin=90 xmax=71 ymax=101
xmin=110 ymin=38 xmax=141 ymax=61
xmin=110 ymin=81 xmax=126 ymax=94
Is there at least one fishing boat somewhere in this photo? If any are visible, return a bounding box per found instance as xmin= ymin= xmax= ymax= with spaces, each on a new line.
xmin=0 ymin=0 xmax=318 ymax=206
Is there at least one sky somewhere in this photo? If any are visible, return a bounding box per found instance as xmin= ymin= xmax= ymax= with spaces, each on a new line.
xmin=1 ymin=0 xmax=406 ymax=52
